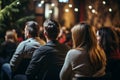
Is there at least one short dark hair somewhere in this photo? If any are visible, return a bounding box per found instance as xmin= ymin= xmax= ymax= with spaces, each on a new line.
xmin=26 ymin=21 xmax=39 ymax=37
xmin=43 ymin=19 xmax=60 ymax=39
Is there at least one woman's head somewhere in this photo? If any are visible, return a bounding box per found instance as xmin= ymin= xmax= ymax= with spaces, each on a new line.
xmin=71 ymin=22 xmax=97 ymax=49
xmin=97 ymin=27 xmax=119 ymax=55
xmin=72 ymin=22 xmax=106 ymax=71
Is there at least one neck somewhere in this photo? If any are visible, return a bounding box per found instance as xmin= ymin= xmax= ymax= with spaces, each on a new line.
xmin=46 ymin=38 xmax=57 ymax=43
xmin=46 ymin=38 xmax=51 ymax=43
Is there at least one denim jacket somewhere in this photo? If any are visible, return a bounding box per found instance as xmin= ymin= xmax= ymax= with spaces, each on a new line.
xmin=10 ymin=38 xmax=45 ymax=74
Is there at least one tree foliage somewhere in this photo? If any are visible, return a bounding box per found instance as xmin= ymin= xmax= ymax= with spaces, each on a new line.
xmin=0 ymin=0 xmax=35 ymax=42
xmin=0 ymin=0 xmax=19 ymax=22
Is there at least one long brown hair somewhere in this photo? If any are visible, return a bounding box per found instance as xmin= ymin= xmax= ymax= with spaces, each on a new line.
xmin=71 ymin=22 xmax=106 ymax=71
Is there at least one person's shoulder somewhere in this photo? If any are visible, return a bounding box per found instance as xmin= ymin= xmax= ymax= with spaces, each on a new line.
xmin=57 ymin=43 xmax=70 ymax=50
xmin=68 ymin=49 xmax=81 ymax=53
xmin=67 ymin=49 xmax=83 ymax=56
xmin=66 ymin=49 xmax=85 ymax=61
xmin=33 ymin=45 xmax=53 ymax=56
xmin=16 ymin=40 xmax=28 ymax=47
xmin=35 ymin=45 xmax=51 ymax=52
xmin=19 ymin=40 xmax=27 ymax=44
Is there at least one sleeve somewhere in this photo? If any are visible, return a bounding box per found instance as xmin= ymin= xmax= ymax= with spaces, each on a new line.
xmin=10 ymin=42 xmax=25 ymax=72
xmin=25 ymin=47 xmax=47 ymax=80
xmin=60 ymin=50 xmax=73 ymax=80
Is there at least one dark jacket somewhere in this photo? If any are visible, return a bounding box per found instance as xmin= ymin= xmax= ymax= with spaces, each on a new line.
xmin=25 ymin=40 xmax=69 ymax=80
xmin=0 ymin=41 xmax=17 ymax=65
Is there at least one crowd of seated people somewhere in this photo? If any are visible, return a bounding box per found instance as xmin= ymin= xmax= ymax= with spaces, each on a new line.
xmin=0 ymin=19 xmax=119 ymax=80
xmin=0 ymin=21 xmax=45 ymax=80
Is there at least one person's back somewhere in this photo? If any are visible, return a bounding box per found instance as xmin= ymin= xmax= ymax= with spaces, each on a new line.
xmin=0 ymin=21 xmax=45 ymax=80
xmin=36 ymin=41 xmax=68 ymax=80
xmin=25 ymin=19 xmax=69 ymax=80
xmin=0 ymin=30 xmax=18 ymax=67
xmin=11 ymin=38 xmax=45 ymax=74
xmin=10 ymin=21 xmax=45 ymax=74
xmin=96 ymin=27 xmax=120 ymax=80
xmin=67 ymin=49 xmax=99 ymax=77
xmin=60 ymin=22 xmax=107 ymax=80
xmin=0 ymin=41 xmax=17 ymax=62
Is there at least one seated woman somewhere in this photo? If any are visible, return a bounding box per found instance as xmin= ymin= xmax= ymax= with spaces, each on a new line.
xmin=60 ymin=22 xmax=107 ymax=80
xmin=96 ymin=27 xmax=120 ymax=80
xmin=0 ymin=30 xmax=18 ymax=67
xmin=0 ymin=30 xmax=18 ymax=80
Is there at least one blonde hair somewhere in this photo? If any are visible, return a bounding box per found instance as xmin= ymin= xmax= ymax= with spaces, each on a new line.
xmin=71 ymin=22 xmax=106 ymax=71
xmin=34 ymin=37 xmax=46 ymax=45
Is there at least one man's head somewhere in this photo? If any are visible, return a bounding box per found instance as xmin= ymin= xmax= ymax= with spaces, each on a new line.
xmin=24 ymin=21 xmax=39 ymax=39
xmin=43 ymin=19 xmax=60 ymax=40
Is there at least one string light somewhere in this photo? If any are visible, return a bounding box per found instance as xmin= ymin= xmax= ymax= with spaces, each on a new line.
xmin=38 ymin=3 xmax=42 ymax=7
xmin=88 ymin=1 xmax=114 ymax=14
xmin=92 ymin=9 xmax=96 ymax=13
xmin=88 ymin=5 xmax=92 ymax=9
xmin=65 ymin=8 xmax=69 ymax=12
xmin=41 ymin=0 xmax=44 ymax=4
xmin=17 ymin=1 xmax=20 ymax=5
xmin=51 ymin=3 xmax=55 ymax=7
xmin=109 ymin=8 xmax=112 ymax=12
xmin=74 ymin=8 xmax=78 ymax=12
xmin=68 ymin=4 xmax=72 ymax=8
xmin=102 ymin=1 xmax=106 ymax=5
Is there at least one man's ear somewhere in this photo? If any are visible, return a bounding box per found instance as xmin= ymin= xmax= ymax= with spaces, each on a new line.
xmin=27 ymin=31 xmax=30 ymax=37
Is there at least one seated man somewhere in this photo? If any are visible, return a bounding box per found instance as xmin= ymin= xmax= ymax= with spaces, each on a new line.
xmin=1 ymin=21 xmax=45 ymax=80
xmin=25 ymin=19 xmax=69 ymax=80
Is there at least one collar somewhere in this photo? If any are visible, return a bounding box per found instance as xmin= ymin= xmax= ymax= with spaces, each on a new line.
xmin=46 ymin=40 xmax=59 ymax=47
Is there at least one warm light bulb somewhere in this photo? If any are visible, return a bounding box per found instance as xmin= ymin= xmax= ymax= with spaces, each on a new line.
xmin=51 ymin=3 xmax=55 ymax=7
xmin=109 ymin=8 xmax=112 ymax=12
xmin=88 ymin=5 xmax=92 ymax=9
xmin=92 ymin=9 xmax=96 ymax=13
xmin=65 ymin=9 xmax=69 ymax=12
xmin=74 ymin=8 xmax=78 ymax=12
xmin=69 ymin=4 xmax=72 ymax=8
xmin=41 ymin=1 xmax=44 ymax=4
xmin=17 ymin=1 xmax=20 ymax=5
xmin=38 ymin=3 xmax=42 ymax=7
xmin=102 ymin=1 xmax=106 ymax=5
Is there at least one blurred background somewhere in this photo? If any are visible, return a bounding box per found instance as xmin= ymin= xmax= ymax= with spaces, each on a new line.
xmin=0 ymin=0 xmax=120 ymax=42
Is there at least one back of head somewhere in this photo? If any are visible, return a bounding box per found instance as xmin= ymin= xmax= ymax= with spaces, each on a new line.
xmin=5 ymin=30 xmax=18 ymax=42
xmin=97 ymin=27 xmax=118 ymax=55
xmin=25 ymin=21 xmax=39 ymax=37
xmin=43 ymin=19 xmax=60 ymax=40
xmin=71 ymin=22 xmax=96 ymax=49
xmin=72 ymin=22 xmax=106 ymax=72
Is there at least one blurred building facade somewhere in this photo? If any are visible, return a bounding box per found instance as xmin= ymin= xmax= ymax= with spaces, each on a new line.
xmin=31 ymin=0 xmax=120 ymax=29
